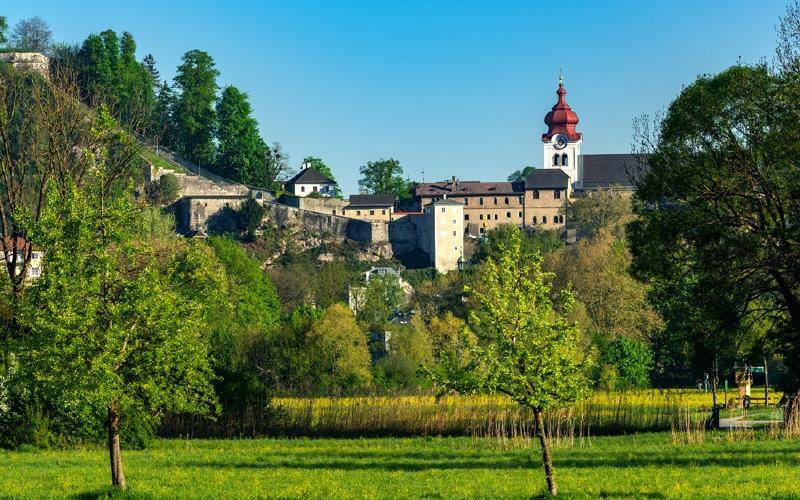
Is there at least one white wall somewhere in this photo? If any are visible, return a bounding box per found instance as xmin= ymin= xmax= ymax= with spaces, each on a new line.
xmin=542 ymin=137 xmax=581 ymax=188
xmin=292 ymin=183 xmax=335 ymax=197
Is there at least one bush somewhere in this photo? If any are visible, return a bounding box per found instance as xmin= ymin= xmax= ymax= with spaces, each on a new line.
xmin=146 ymin=173 xmax=181 ymax=204
xmin=598 ymin=337 xmax=654 ymax=388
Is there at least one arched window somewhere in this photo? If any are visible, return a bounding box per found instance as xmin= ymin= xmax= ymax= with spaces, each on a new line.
xmin=553 ymin=154 xmax=560 ymax=166
xmin=532 ymin=216 xmax=537 ymax=224
xmin=562 ymin=153 xmax=568 ymax=166
xmin=504 ymin=197 xmax=509 ymax=204
xmin=543 ymin=215 xmax=548 ymax=224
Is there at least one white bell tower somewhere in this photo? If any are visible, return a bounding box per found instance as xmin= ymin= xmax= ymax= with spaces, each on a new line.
xmin=541 ymin=75 xmax=583 ymax=188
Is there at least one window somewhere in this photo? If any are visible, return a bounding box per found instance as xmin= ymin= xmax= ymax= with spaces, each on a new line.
xmin=301 ymin=186 xmax=305 ymax=192
xmin=494 ymin=214 xmax=498 ymax=220
xmin=453 ymin=219 xmax=457 ymax=224
xmin=518 ymin=211 xmax=522 ymax=217
xmin=382 ymin=209 xmax=386 ymax=215
xmin=506 ymin=212 xmax=511 ymax=218
xmin=465 ymin=214 xmax=470 ymax=221
xmin=562 ymin=153 xmax=568 ymax=166
xmin=479 ymin=197 xmax=484 ymax=205
xmin=479 ymin=214 xmax=484 ymax=220
xmin=504 ymin=197 xmax=509 ymax=204
xmin=370 ymin=210 xmax=375 ymax=215
xmin=313 ymin=186 xmax=318 ymax=192
xmin=533 ymin=190 xmax=540 ymax=199
xmin=553 ymin=154 xmax=560 ymax=166
xmin=554 ymin=190 xmax=561 ymax=199
xmin=441 ymin=207 xmax=446 ymax=213
xmin=332 ymin=209 xmax=337 ymax=215
xmin=479 ymin=227 xmax=485 ymax=234
xmin=543 ymin=216 xmax=548 ymax=224
xmin=29 ymin=267 xmax=40 ymax=278
xmin=357 ymin=210 xmax=361 ymax=216
xmin=452 ymin=231 xmax=457 ymax=236
xmin=493 ymin=197 xmax=498 ymax=205
xmin=31 ymin=252 xmax=40 ymax=260
xmin=533 ymin=216 xmax=537 ymax=224
xmin=518 ymin=196 xmax=523 ymax=204
xmin=464 ymin=198 xmax=469 ymax=205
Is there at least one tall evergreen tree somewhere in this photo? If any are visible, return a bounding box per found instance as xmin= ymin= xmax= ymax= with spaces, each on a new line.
xmin=215 ymin=85 xmax=267 ymax=183
xmin=142 ymin=53 xmax=159 ymax=86
xmin=173 ymin=49 xmax=219 ymax=166
xmin=78 ymin=33 xmax=112 ymax=102
xmin=151 ymin=81 xmax=178 ymax=148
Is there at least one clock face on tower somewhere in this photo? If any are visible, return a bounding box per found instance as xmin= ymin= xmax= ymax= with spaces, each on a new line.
xmin=553 ymin=134 xmax=568 ymax=150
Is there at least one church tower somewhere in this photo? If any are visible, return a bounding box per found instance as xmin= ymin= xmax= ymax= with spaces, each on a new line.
xmin=542 ymin=76 xmax=582 ymax=187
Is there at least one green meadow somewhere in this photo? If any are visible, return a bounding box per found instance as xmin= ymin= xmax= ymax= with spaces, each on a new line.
xmin=2 ymin=433 xmax=799 ymax=499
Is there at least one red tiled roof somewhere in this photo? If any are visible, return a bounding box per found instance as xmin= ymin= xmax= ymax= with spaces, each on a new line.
xmin=415 ymin=180 xmax=523 ymax=197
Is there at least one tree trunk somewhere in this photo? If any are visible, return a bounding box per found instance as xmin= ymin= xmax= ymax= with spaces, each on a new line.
xmin=107 ymin=402 xmax=126 ymax=490
xmin=534 ymin=409 xmax=557 ymax=496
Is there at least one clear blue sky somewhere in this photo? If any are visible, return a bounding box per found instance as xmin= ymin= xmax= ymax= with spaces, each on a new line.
xmin=7 ymin=1 xmax=789 ymax=194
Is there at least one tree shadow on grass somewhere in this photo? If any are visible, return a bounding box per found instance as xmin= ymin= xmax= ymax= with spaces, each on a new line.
xmin=71 ymin=488 xmax=156 ymax=500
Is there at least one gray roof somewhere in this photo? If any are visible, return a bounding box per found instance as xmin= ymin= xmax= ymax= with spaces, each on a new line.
xmin=581 ymin=154 xmax=647 ymax=188
xmin=525 ymin=169 xmax=570 ymax=189
xmin=430 ymin=197 xmax=464 ymax=206
xmin=286 ymin=167 xmax=335 ymax=185
xmin=348 ymin=194 xmax=396 ymax=207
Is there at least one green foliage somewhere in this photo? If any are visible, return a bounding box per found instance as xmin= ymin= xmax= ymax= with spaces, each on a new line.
xmin=0 ymin=16 xmax=8 ymax=46
xmin=355 ymin=275 xmax=405 ymax=330
xmin=216 ymin=86 xmax=268 ymax=184
xmin=357 ymin=158 xmax=413 ymax=200
xmin=507 ymin=165 xmax=536 ymax=182
xmin=597 ymin=337 xmax=654 ymax=389
xmin=146 ymin=173 xmax=180 ymax=204
xmin=375 ymin=317 xmax=433 ymax=388
xmin=237 ymin=198 xmax=266 ymax=241
xmin=628 ymin=64 xmax=800 ymax=392
xmin=173 ymin=50 xmax=219 ymax=165
xmin=568 ymin=190 xmax=632 ymax=239
xmin=474 ymin=224 xmax=563 ymax=263
xmin=303 ymin=156 xmax=341 ymax=197
xmin=306 ymin=304 xmax=372 ymax=392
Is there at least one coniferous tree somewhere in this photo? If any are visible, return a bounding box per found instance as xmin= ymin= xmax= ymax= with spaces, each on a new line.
xmin=142 ymin=53 xmax=159 ymax=85
xmin=0 ymin=16 xmax=8 ymax=46
xmin=173 ymin=49 xmax=219 ymax=166
xmin=151 ymin=81 xmax=178 ymax=148
xmin=215 ymin=85 xmax=267 ymax=183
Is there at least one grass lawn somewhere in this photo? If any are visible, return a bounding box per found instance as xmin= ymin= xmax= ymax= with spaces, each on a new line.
xmin=1 ymin=433 xmax=798 ymax=499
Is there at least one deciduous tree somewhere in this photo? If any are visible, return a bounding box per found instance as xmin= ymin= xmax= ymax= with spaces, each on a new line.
xmin=10 ymin=17 xmax=52 ymax=53
xmin=358 ymin=158 xmax=412 ymax=200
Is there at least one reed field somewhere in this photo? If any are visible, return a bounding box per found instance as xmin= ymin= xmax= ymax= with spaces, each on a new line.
xmin=3 ymin=432 xmax=800 ymax=498
xmin=161 ymin=389 xmax=782 ymax=439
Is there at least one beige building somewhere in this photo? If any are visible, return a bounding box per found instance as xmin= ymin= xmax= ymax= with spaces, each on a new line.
xmin=342 ymin=194 xmax=395 ymax=221
xmin=421 ymin=198 xmax=464 ymax=273
xmin=2 ymin=236 xmax=44 ymax=281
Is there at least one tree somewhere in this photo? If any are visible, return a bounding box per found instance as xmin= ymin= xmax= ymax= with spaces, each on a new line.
xmin=236 ymin=198 xmax=266 ymax=241
xmin=474 ymin=225 xmax=563 ymax=264
xmin=358 ymin=158 xmax=412 ymax=200
xmin=376 ymin=316 xmax=434 ymax=388
xmin=0 ymin=16 xmax=8 ymax=46
xmin=597 ymin=337 xmax=653 ymax=389
xmin=568 ymin=190 xmax=633 ymax=239
xmin=261 ymin=142 xmax=290 ymax=189
xmin=507 ymin=166 xmax=536 ymax=182
xmin=434 ymin=227 xmax=587 ymax=496
xmin=142 ymin=54 xmax=159 ymax=86
xmin=216 ymin=86 xmax=268 ymax=184
xmin=306 ymin=304 xmax=372 ymax=392
xmin=303 ymin=156 xmax=341 ymax=197
xmin=151 ymin=81 xmax=178 ymax=147
xmin=10 ymin=17 xmax=52 ymax=53
xmin=17 ymin=182 xmax=219 ymax=490
xmin=146 ymin=173 xmax=181 ymax=205
xmin=628 ymin=64 xmax=800 ymax=408
xmin=355 ymin=275 xmax=405 ymax=329
xmin=173 ymin=50 xmax=219 ymax=166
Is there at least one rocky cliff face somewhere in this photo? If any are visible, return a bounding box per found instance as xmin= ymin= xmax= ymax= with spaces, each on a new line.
xmin=0 ymin=52 xmax=49 ymax=78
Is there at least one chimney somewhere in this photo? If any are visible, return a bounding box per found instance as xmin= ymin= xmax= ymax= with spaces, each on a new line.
xmin=302 ymin=161 xmax=311 ymax=170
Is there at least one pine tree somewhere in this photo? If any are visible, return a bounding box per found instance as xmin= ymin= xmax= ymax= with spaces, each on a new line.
xmin=142 ymin=53 xmax=159 ymax=86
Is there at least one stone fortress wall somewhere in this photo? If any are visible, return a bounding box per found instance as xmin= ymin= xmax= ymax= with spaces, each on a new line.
xmin=0 ymin=52 xmax=50 ymax=78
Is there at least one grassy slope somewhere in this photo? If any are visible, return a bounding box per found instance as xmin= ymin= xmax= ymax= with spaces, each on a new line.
xmin=2 ymin=433 xmax=798 ymax=499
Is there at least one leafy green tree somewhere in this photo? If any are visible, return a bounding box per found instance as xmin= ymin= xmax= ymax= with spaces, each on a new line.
xmin=355 ymin=274 xmax=405 ymax=329
xmin=17 ymin=183 xmax=219 ymax=490
xmin=628 ymin=64 xmax=800 ymax=404
xmin=474 ymin=225 xmax=563 ymax=264
xmin=434 ymin=227 xmax=587 ymax=496
xmin=236 ymin=198 xmax=266 ymax=241
xmin=376 ymin=316 xmax=433 ymax=388
xmin=568 ymin=190 xmax=632 ymax=239
xmin=358 ymin=158 xmax=412 ymax=200
xmin=597 ymin=337 xmax=653 ymax=388
xmin=306 ymin=304 xmax=372 ymax=392
xmin=78 ymin=33 xmax=113 ymax=101
xmin=173 ymin=50 xmax=219 ymax=166
xmin=507 ymin=166 xmax=536 ymax=182
xmin=146 ymin=173 xmax=181 ymax=205
xmin=216 ymin=86 xmax=268 ymax=183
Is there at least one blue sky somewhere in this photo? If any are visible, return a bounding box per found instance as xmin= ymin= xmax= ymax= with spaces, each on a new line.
xmin=7 ymin=1 xmax=789 ymax=194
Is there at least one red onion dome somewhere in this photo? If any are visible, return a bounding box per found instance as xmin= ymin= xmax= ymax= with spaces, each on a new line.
xmin=542 ymin=81 xmax=582 ymax=142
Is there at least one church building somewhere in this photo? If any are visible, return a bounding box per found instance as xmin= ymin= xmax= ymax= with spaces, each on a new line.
xmin=414 ymin=77 xmax=644 ymax=235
